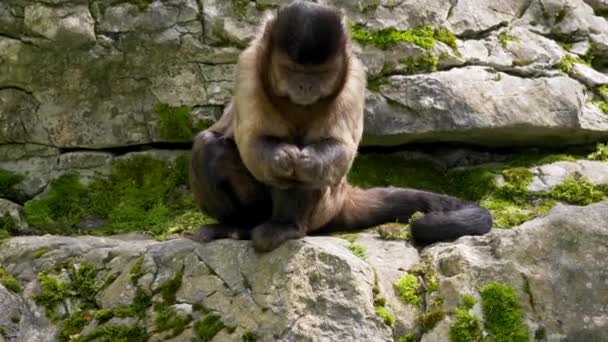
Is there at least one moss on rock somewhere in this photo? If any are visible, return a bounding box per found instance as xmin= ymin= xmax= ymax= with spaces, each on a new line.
xmin=480 ymin=282 xmax=528 ymax=342
xmin=155 ymin=103 xmax=197 ymax=141
xmin=195 ymin=315 xmax=226 ymax=341
xmin=347 ymin=243 xmax=367 ymax=260
xmin=0 ymin=169 xmax=23 ymax=202
xmin=23 ymin=155 xmax=213 ymax=238
xmin=394 ymin=273 xmax=420 ymax=305
xmin=0 ymin=265 xmax=22 ymax=294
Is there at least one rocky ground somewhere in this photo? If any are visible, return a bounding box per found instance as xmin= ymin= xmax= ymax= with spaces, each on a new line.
xmin=2 ymin=0 xmax=608 ymax=341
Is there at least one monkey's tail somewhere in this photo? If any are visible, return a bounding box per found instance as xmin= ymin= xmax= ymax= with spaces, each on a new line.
xmin=327 ymin=184 xmax=492 ymax=244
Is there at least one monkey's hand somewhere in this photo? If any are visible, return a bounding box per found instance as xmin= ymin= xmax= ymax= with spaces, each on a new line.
xmin=293 ymin=138 xmax=350 ymax=187
xmin=267 ymin=143 xmax=302 ymax=188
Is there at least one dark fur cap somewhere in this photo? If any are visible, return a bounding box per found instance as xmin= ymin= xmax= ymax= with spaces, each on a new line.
xmin=271 ymin=1 xmax=345 ymax=65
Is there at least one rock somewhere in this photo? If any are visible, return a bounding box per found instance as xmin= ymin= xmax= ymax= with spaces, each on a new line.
xmin=420 ymin=201 xmax=608 ymax=341
xmin=0 ymin=236 xmax=393 ymax=341
xmin=571 ymin=63 xmax=608 ymax=87
xmin=24 ymin=4 xmax=96 ymax=47
xmin=365 ymin=66 xmax=608 ymax=146
xmin=527 ymin=160 xmax=608 ymax=192
xmin=354 ymin=233 xmax=421 ymax=337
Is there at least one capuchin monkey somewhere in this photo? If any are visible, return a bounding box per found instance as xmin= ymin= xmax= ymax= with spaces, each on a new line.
xmin=189 ymin=1 xmax=492 ymax=252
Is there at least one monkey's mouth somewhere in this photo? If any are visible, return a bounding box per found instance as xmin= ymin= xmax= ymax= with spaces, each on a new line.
xmin=288 ymin=94 xmax=321 ymax=107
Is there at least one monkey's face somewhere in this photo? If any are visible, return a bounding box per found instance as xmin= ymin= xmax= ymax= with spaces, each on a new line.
xmin=270 ymin=50 xmax=344 ymax=106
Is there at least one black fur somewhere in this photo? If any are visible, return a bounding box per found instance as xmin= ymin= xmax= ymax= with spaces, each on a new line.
xmin=325 ymin=187 xmax=493 ymax=244
xmin=272 ymin=1 xmax=344 ymax=65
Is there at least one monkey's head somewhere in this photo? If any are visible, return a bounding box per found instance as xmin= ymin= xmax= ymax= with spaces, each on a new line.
xmin=266 ymin=1 xmax=347 ymax=106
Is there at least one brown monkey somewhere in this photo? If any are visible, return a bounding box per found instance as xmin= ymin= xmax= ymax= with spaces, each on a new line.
xmin=189 ymin=1 xmax=492 ymax=252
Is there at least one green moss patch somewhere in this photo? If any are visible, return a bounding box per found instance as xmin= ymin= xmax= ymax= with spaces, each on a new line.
xmin=127 ymin=0 xmax=152 ymax=11
xmin=450 ymin=306 xmax=483 ymax=342
xmin=0 ymin=213 xmax=17 ymax=241
xmin=498 ymin=32 xmax=520 ymax=48
xmin=242 ymin=331 xmax=257 ymax=341
xmin=559 ymin=54 xmax=587 ymax=74
xmin=350 ymin=24 xmax=459 ymax=53
xmin=347 ymin=243 xmax=367 ymax=260
xmin=24 ymin=155 xmax=214 ymax=238
xmin=34 ymin=273 xmax=69 ymax=321
xmin=155 ymin=103 xmax=203 ymax=141
xmin=158 ymin=264 xmax=185 ymax=304
xmin=402 ymin=53 xmax=438 ymax=75
xmin=58 ymin=311 xmax=91 ymax=342
xmin=588 ymin=143 xmax=608 ymax=161
xmin=394 ymin=273 xmax=420 ymax=305
xmin=372 ymin=271 xmax=395 ymax=328
xmin=0 ymin=265 xmax=22 ymax=294
xmin=547 ymin=175 xmax=607 ymax=205
xmin=0 ymin=169 xmax=23 ymax=202
xmin=480 ymin=282 xmax=528 ymax=342
xmin=153 ymin=303 xmax=192 ymax=337
xmin=195 ymin=315 xmax=226 ymax=341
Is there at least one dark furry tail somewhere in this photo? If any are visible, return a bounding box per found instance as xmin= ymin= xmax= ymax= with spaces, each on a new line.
xmin=326 ymin=184 xmax=492 ymax=244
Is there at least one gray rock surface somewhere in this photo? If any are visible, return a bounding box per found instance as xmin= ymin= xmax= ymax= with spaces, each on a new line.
xmin=0 ymin=236 xmax=392 ymax=342
xmin=365 ymin=66 xmax=607 ymax=146
xmin=527 ymin=160 xmax=608 ymax=192
xmin=1 ymin=0 xmax=608 ymax=152
xmin=420 ymin=201 xmax=608 ymax=341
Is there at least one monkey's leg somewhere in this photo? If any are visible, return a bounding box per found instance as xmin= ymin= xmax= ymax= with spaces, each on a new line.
xmin=324 ymin=185 xmax=492 ymax=244
xmin=251 ymin=187 xmax=321 ymax=252
xmin=189 ymin=131 xmax=271 ymax=242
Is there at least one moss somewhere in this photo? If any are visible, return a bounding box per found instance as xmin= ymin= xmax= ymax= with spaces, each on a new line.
xmin=255 ymin=1 xmax=278 ymax=11
xmin=420 ymin=310 xmax=446 ymax=332
xmin=499 ymin=32 xmax=520 ymax=48
xmin=598 ymin=85 xmax=608 ymax=99
xmin=80 ymin=325 xmax=148 ymax=342
xmin=480 ymin=282 xmax=528 ymax=342
xmin=512 ymin=59 xmax=532 ymax=67
xmin=377 ymin=223 xmax=411 ymax=240
xmin=461 ymin=294 xmax=477 ymax=310
xmin=231 ymin=0 xmax=250 ymax=16
xmin=0 ymin=213 xmax=17 ymax=240
xmin=559 ymin=54 xmax=587 ymax=74
xmin=347 ymin=243 xmax=367 ymax=260
xmin=242 ymin=331 xmax=257 ymax=341
xmin=33 ymin=273 xmax=69 ymax=321
xmin=153 ymin=303 xmax=192 ymax=337
xmin=374 ymin=304 xmax=395 ymax=328
xmin=58 ymin=311 xmax=91 ymax=342
xmin=0 ymin=265 xmax=22 ymax=294
xmin=24 ymin=155 xmax=210 ymax=238
xmin=350 ymin=24 xmax=437 ymax=50
xmin=435 ymin=27 xmax=460 ymax=54
xmin=69 ymin=263 xmax=100 ymax=310
xmin=333 ymin=232 xmax=359 ymax=244
xmin=155 ymin=103 xmax=194 ymax=141
xmin=399 ymin=333 xmax=416 ymax=342
xmin=131 ymin=288 xmax=152 ymax=318
xmin=450 ymin=307 xmax=483 ymax=342
xmin=594 ymin=100 xmax=608 ymax=114
xmin=195 ymin=315 xmax=225 ymax=341
xmin=129 ymin=257 xmax=145 ymax=286
xmin=158 ymin=264 xmax=184 ymax=304
xmin=402 ymin=52 xmax=438 ymax=75
xmin=588 ymin=143 xmax=608 ymax=161
xmin=127 ymin=0 xmax=152 ymax=11
xmin=547 ymin=175 xmax=607 ymax=205
xmin=32 ymin=247 xmax=50 ymax=258
xmin=0 ymin=169 xmax=23 ymax=202
xmin=394 ymin=274 xmax=420 ymax=305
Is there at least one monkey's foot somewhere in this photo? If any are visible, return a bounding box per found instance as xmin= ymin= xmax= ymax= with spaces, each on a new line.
xmin=251 ymin=222 xmax=306 ymax=252
xmin=187 ymin=223 xmax=251 ymax=243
